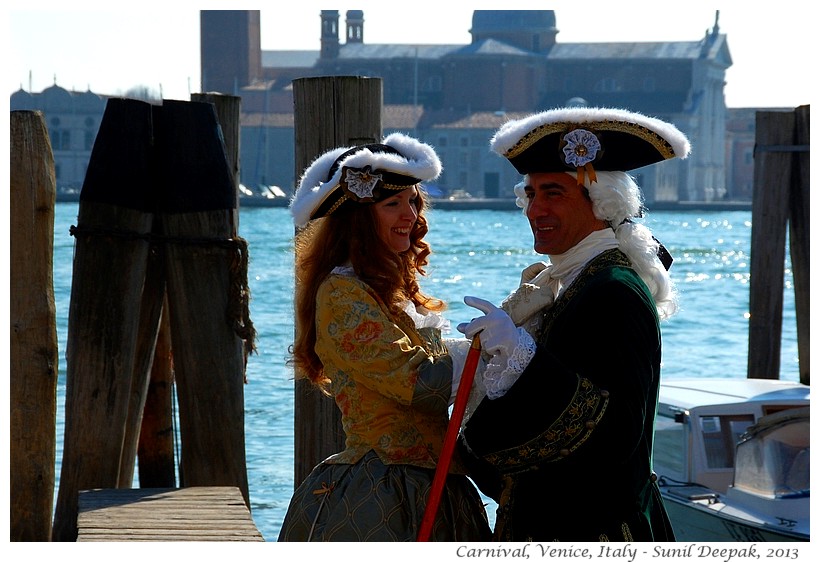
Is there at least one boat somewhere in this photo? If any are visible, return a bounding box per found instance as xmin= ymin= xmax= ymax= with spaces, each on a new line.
xmin=238 ymin=184 xmax=289 ymax=207
xmin=653 ymin=377 xmax=810 ymax=542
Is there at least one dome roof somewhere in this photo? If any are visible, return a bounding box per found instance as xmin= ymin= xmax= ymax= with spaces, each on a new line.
xmin=10 ymin=88 xmax=36 ymax=111
xmin=38 ymin=84 xmax=75 ymax=113
xmin=471 ymin=10 xmax=556 ymax=34
xmin=74 ymin=89 xmax=106 ymax=112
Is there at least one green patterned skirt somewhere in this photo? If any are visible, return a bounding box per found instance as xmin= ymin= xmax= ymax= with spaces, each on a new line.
xmin=278 ymin=450 xmax=492 ymax=541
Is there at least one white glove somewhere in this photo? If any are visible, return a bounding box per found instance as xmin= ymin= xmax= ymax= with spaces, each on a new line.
xmin=457 ymin=296 xmax=520 ymax=356
xmin=520 ymin=261 xmax=549 ymax=285
xmin=458 ymin=296 xmax=538 ymax=400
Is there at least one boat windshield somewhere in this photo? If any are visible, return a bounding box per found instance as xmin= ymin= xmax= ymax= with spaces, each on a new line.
xmin=732 ymin=408 xmax=810 ymax=498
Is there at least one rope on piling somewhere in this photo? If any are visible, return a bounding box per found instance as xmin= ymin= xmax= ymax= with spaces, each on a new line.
xmin=69 ymin=224 xmax=258 ymax=379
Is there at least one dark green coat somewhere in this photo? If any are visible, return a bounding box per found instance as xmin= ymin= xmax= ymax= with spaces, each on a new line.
xmin=460 ymin=249 xmax=675 ymax=542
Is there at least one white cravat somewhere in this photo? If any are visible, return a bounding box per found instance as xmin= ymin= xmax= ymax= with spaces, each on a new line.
xmin=463 ymin=229 xmax=622 ymax=410
xmin=505 ymin=228 xmax=619 ymax=335
xmin=546 ymin=228 xmax=619 ymax=297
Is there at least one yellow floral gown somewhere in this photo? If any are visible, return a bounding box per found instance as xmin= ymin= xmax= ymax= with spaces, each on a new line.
xmin=278 ymin=271 xmax=491 ymax=542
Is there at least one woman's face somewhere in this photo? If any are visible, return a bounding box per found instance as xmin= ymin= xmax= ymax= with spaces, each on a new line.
xmin=373 ymin=186 xmax=419 ymax=253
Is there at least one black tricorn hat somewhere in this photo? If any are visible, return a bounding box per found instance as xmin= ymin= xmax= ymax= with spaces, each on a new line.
xmin=490 ymin=107 xmax=690 ymax=181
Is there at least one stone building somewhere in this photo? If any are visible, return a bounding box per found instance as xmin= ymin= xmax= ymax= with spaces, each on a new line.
xmin=11 ymin=9 xmax=761 ymax=205
xmin=10 ymin=85 xmax=107 ymax=196
xmin=202 ymin=9 xmax=733 ymax=204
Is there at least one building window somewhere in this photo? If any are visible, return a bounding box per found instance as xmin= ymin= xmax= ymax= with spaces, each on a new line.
xmin=84 ymin=130 xmax=96 ymax=151
xmin=438 ymin=136 xmax=448 ymax=147
xmin=594 ymin=78 xmax=618 ymax=92
xmin=484 ymin=172 xmax=500 ymax=198
xmin=50 ymin=129 xmax=71 ymax=151
xmin=424 ymin=76 xmax=443 ymax=92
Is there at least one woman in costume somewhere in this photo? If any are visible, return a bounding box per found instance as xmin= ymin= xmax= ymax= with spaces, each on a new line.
xmin=278 ymin=133 xmax=491 ymax=542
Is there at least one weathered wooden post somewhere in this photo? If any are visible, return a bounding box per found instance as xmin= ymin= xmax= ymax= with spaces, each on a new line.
xmin=117 ymin=241 xmax=168 ymax=488
xmin=748 ymin=106 xmax=810 ymax=383
xmin=132 ymin=93 xmax=245 ymax=486
xmin=52 ymin=98 xmax=158 ymax=542
xmin=52 ymin=94 xmax=254 ymax=540
xmin=192 ymin=93 xmax=241 ymax=214
xmin=291 ymin=76 xmax=383 ymax=486
xmin=790 ymin=106 xmax=809 ymax=386
xmin=10 ymin=110 xmax=59 ymax=541
xmin=136 ymin=298 xmax=177 ymax=487
xmin=155 ymin=98 xmax=253 ymax=506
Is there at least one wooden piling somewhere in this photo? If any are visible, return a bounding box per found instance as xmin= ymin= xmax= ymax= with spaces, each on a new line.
xmin=137 ymin=299 xmax=177 ymax=487
xmin=118 ymin=241 xmax=167 ymax=488
xmin=10 ymin=110 xmax=59 ymax=542
xmin=53 ymin=95 xmax=254 ymax=539
xmin=52 ymin=98 xmax=157 ymax=542
xmin=192 ymin=93 xmax=241 ymax=212
xmin=748 ymin=107 xmax=810 ymax=382
xmin=154 ymin=99 xmax=251 ymax=507
xmin=291 ymin=76 xmax=383 ymax=487
xmin=789 ymin=106 xmax=810 ymax=386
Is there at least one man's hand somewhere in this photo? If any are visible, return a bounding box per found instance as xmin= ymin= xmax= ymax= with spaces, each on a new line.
xmin=457 ymin=296 xmax=519 ymax=356
xmin=520 ymin=261 xmax=549 ymax=285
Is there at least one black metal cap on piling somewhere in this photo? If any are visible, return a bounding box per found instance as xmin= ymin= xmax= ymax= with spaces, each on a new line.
xmin=154 ymin=99 xmax=236 ymax=213
xmin=80 ymin=98 xmax=236 ymax=213
xmin=80 ymin=98 xmax=155 ymax=212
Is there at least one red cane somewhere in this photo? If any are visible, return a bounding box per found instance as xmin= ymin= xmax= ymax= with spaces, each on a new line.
xmin=417 ymin=334 xmax=482 ymax=541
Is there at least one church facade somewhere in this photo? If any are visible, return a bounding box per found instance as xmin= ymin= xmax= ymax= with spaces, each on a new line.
xmin=202 ymin=9 xmax=733 ymax=204
xmin=11 ymin=9 xmax=764 ymax=205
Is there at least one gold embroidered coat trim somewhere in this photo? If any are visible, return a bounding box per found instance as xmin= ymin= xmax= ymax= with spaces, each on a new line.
xmin=538 ymin=248 xmax=631 ymax=339
xmin=482 ymin=375 xmax=609 ymax=473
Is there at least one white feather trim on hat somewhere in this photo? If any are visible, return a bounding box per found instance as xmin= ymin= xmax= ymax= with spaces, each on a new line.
xmin=289 ymin=146 xmax=352 ymax=229
xmin=289 ymin=133 xmax=442 ymax=228
xmin=491 ymin=106 xmax=691 ymax=164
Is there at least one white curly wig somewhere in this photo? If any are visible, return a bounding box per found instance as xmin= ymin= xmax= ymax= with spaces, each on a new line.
xmin=513 ymin=171 xmax=678 ymax=318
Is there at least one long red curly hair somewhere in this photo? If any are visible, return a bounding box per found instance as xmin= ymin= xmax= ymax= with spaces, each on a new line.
xmin=289 ymin=188 xmax=444 ymax=391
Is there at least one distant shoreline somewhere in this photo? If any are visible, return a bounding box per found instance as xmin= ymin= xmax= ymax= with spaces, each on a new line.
xmin=55 ymin=193 xmax=752 ymax=212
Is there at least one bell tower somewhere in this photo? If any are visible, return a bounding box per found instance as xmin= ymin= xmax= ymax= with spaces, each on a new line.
xmin=320 ymin=10 xmax=341 ymax=59
xmin=346 ymin=10 xmax=364 ymax=44
xmin=200 ymin=10 xmax=262 ymax=94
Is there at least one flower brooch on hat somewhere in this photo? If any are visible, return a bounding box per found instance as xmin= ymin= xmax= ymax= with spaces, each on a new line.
xmin=561 ymin=128 xmax=603 ymax=186
xmin=290 ymin=132 xmax=442 ymax=228
xmin=490 ymin=106 xmax=690 ymax=186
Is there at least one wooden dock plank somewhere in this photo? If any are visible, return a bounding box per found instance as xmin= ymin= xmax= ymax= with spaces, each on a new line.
xmin=77 ymin=486 xmax=264 ymax=541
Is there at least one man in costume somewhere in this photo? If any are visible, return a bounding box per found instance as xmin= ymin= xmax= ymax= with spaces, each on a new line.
xmin=457 ymin=106 xmax=690 ymax=541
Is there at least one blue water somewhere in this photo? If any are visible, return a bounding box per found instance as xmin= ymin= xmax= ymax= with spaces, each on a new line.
xmin=50 ymin=203 xmax=799 ymax=541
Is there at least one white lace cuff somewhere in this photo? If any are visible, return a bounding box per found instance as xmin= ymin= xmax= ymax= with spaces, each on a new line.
xmin=403 ymin=300 xmax=450 ymax=331
xmin=483 ymin=327 xmax=537 ymax=399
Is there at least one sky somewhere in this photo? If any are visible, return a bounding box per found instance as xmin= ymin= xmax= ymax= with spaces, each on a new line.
xmin=5 ymin=1 xmax=816 ymax=109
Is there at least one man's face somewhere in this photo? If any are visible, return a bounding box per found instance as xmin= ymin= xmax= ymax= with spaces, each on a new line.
xmin=524 ymin=172 xmax=607 ymax=255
